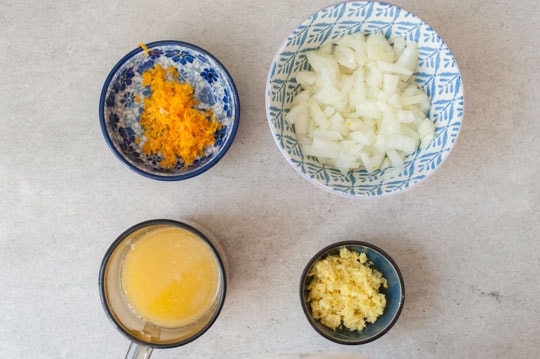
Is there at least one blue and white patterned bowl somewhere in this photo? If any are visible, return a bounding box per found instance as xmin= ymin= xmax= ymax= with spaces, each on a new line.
xmin=99 ymin=40 xmax=240 ymax=180
xmin=266 ymin=1 xmax=464 ymax=197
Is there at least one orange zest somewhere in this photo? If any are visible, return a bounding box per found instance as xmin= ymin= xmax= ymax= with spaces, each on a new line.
xmin=138 ymin=64 xmax=221 ymax=168
xmin=139 ymin=43 xmax=150 ymax=56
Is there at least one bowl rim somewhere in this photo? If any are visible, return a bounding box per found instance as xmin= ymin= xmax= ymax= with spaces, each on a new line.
xmin=265 ymin=0 xmax=464 ymax=198
xmin=299 ymin=240 xmax=405 ymax=345
xmin=99 ymin=40 xmax=240 ymax=181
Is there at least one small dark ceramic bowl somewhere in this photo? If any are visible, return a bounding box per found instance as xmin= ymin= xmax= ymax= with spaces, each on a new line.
xmin=99 ymin=40 xmax=240 ymax=180
xmin=300 ymin=241 xmax=405 ymax=345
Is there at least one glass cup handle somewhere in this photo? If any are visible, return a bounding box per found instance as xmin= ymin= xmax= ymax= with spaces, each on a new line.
xmin=125 ymin=342 xmax=153 ymax=359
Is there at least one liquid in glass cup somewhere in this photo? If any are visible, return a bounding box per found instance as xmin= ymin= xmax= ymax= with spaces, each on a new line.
xmin=99 ymin=219 xmax=228 ymax=359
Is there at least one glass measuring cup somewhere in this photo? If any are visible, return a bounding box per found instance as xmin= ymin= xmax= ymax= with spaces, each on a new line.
xmin=99 ymin=219 xmax=228 ymax=358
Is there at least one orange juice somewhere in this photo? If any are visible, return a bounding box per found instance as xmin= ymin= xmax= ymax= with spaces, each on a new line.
xmin=121 ymin=226 xmax=220 ymax=328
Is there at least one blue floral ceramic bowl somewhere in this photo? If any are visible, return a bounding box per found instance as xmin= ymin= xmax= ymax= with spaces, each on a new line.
xmin=300 ymin=241 xmax=405 ymax=345
xmin=266 ymin=1 xmax=464 ymax=197
xmin=100 ymin=40 xmax=240 ymax=180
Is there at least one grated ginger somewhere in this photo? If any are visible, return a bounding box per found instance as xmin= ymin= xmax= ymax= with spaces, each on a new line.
xmin=137 ymin=63 xmax=221 ymax=168
xmin=307 ymin=248 xmax=388 ymax=332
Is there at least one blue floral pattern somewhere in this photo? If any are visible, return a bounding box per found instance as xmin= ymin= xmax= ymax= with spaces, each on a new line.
xmin=147 ymin=48 xmax=163 ymax=59
xmin=165 ymin=49 xmax=195 ymax=65
xmin=222 ymin=89 xmax=232 ymax=117
xmin=112 ymin=67 xmax=135 ymax=93
xmin=266 ymin=1 xmax=464 ymax=197
xmin=100 ymin=41 xmax=240 ymax=180
xmin=200 ymin=68 xmax=219 ymax=84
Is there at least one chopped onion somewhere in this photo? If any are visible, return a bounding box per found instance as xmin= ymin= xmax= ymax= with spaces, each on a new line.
xmin=285 ymin=32 xmax=435 ymax=174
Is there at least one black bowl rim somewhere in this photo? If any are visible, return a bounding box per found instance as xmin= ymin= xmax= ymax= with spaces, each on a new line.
xmin=98 ymin=40 xmax=240 ymax=181
xmin=98 ymin=219 xmax=227 ymax=348
xmin=299 ymin=240 xmax=405 ymax=345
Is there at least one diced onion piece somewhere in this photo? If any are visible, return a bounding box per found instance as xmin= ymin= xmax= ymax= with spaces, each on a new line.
xmin=395 ymin=40 xmax=419 ymax=72
xmin=355 ymin=101 xmax=380 ymax=119
xmin=366 ymin=32 xmax=395 ymax=62
xmin=377 ymin=61 xmax=413 ymax=77
xmin=309 ymin=101 xmax=329 ymax=130
xmin=296 ymin=71 xmax=317 ymax=87
xmin=335 ymin=44 xmax=358 ymax=70
xmin=385 ymin=134 xmax=418 ymax=154
xmin=400 ymin=93 xmax=429 ymax=106
xmin=288 ymin=32 xmax=434 ymax=173
xmin=392 ymin=36 xmax=406 ymax=57
xmin=386 ymin=149 xmax=404 ymax=168
xmin=397 ymin=110 xmax=416 ymax=123
xmin=313 ymin=128 xmax=343 ymax=141
xmin=383 ymin=74 xmax=400 ymax=95
xmin=294 ymin=112 xmax=309 ymax=136
xmin=418 ymin=118 xmax=435 ymax=148
xmin=307 ymin=138 xmax=340 ymax=159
